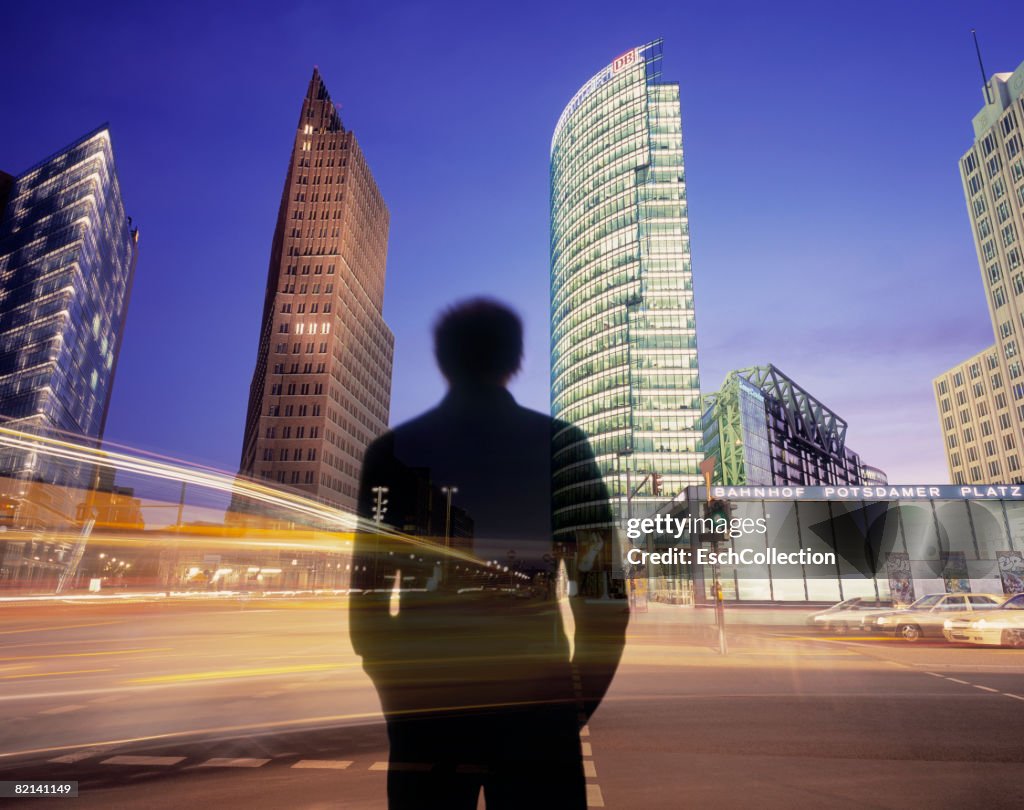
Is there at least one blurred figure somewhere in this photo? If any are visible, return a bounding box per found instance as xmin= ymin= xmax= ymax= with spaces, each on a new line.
xmin=350 ymin=298 xmax=627 ymax=809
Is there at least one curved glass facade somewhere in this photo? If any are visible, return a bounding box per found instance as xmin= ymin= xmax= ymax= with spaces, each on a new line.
xmin=550 ymin=40 xmax=702 ymax=536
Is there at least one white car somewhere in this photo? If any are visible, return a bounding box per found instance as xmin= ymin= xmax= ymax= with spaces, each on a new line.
xmin=805 ymin=597 xmax=895 ymax=632
xmin=943 ymin=593 xmax=1024 ymax=647
xmin=866 ymin=593 xmax=1005 ymax=641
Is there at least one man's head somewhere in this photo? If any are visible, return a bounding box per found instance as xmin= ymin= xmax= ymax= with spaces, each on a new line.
xmin=434 ymin=298 xmax=523 ymax=386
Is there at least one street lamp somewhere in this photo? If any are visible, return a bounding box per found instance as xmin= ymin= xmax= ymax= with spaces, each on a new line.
xmin=440 ymin=485 xmax=459 ymax=548
xmin=700 ymin=456 xmax=727 ymax=655
xmin=440 ymin=486 xmax=458 ymax=586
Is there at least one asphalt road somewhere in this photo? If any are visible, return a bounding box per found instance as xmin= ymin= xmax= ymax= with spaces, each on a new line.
xmin=0 ymin=597 xmax=1022 ymax=809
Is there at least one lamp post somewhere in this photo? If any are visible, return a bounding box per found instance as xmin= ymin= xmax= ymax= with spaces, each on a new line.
xmin=441 ymin=485 xmax=458 ymax=584
xmin=700 ymin=457 xmax=727 ymax=655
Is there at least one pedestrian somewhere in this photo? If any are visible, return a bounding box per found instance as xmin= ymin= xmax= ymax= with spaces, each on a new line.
xmin=350 ymin=298 xmax=628 ymax=809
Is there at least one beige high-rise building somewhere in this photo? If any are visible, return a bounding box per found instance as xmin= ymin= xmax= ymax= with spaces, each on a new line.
xmin=239 ymin=69 xmax=393 ymax=510
xmin=935 ymin=59 xmax=1024 ymax=485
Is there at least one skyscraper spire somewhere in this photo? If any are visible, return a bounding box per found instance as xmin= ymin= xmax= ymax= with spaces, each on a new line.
xmin=972 ymin=29 xmax=993 ymax=105
xmin=238 ymin=70 xmax=393 ymax=510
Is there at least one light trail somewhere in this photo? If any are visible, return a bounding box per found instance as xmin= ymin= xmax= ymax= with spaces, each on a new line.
xmin=0 ymin=424 xmax=489 ymax=566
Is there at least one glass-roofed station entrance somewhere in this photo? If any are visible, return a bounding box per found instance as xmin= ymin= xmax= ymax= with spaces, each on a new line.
xmin=632 ymin=486 xmax=1024 ymax=605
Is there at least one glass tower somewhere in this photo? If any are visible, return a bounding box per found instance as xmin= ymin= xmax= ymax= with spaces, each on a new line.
xmin=550 ymin=40 xmax=702 ymax=539
xmin=0 ymin=126 xmax=138 ymax=489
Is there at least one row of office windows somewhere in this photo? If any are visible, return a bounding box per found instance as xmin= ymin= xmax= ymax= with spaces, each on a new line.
xmin=261 ymin=447 xmax=319 ymax=462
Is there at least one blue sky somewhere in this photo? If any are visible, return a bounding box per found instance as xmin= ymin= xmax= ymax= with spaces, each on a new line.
xmin=3 ymin=0 xmax=1023 ymax=483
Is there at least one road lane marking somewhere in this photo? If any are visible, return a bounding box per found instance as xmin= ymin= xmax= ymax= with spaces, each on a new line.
xmin=586 ymin=784 xmax=605 ymax=807
xmin=199 ymin=758 xmax=270 ymax=768
xmin=292 ymin=760 xmax=353 ymax=769
xmin=49 ymin=748 xmax=106 ymax=764
xmin=581 ymin=742 xmax=592 ymax=756
xmin=912 ymin=668 xmax=1024 ymax=705
xmin=0 ymin=668 xmax=113 ymax=680
xmin=0 ymin=647 xmax=171 ymax=662
xmin=102 ymin=755 xmax=185 ymax=766
xmin=583 ymin=760 xmax=597 ymax=778
xmin=580 ymin=724 xmax=590 ymax=737
xmin=40 ymin=704 xmax=86 ymax=715
xmin=370 ymin=762 xmax=431 ymax=771
xmin=774 ymin=635 xmax=901 ymax=643
xmin=0 ymin=711 xmax=383 ymax=760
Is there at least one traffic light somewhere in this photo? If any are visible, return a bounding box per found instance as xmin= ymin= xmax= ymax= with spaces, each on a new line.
xmin=371 ymin=485 xmax=389 ymax=522
xmin=706 ymin=498 xmax=734 ymax=522
xmin=651 ymin=473 xmax=663 ymax=496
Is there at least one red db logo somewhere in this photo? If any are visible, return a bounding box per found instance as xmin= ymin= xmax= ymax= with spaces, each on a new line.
xmin=612 ymin=49 xmax=637 ymax=72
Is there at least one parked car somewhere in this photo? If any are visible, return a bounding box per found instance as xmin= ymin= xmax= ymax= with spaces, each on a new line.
xmin=943 ymin=592 xmax=1024 ymax=647
xmin=866 ymin=593 xmax=1006 ymax=641
xmin=805 ymin=597 xmax=895 ymax=632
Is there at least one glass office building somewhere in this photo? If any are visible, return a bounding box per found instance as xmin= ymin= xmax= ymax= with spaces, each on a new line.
xmin=703 ymin=365 xmax=881 ymax=488
xmin=550 ymin=40 xmax=702 ymax=543
xmin=0 ymin=126 xmax=138 ymax=489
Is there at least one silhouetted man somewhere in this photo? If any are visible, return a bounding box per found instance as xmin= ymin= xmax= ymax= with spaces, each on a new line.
xmin=349 ymin=299 xmax=628 ymax=809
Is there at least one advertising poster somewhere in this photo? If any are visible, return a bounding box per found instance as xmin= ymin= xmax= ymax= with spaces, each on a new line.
xmin=941 ymin=551 xmax=971 ymax=593
xmin=886 ymin=551 xmax=915 ymax=606
xmin=997 ymin=550 xmax=1024 ymax=594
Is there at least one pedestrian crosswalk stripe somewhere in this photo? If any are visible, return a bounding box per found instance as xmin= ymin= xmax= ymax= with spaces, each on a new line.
xmin=102 ymin=755 xmax=184 ymax=766
xmin=199 ymin=758 xmax=270 ymax=768
xmin=292 ymin=759 xmax=353 ymax=769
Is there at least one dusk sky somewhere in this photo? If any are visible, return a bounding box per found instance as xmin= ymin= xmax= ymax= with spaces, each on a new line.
xmin=4 ymin=0 xmax=1024 ymax=485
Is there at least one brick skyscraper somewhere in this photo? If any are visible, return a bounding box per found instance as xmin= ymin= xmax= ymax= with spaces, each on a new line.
xmin=239 ymin=69 xmax=393 ymax=510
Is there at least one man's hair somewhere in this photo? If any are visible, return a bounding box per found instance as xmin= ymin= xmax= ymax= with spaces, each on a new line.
xmin=433 ymin=298 xmax=523 ymax=384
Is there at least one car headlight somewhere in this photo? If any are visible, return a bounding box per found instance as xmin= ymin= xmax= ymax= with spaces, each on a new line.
xmin=943 ymin=619 xmax=953 ymax=629
xmin=876 ymin=616 xmax=891 ymax=625
xmin=973 ymin=619 xmax=988 ymax=628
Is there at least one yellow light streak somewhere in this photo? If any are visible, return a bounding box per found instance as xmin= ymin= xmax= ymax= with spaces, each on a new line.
xmin=125 ymin=662 xmax=357 ymax=684
xmin=0 ymin=647 xmax=171 ymax=662
xmin=0 ymin=425 xmax=487 ymax=566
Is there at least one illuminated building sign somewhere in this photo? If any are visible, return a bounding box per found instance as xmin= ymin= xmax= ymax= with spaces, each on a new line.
xmin=551 ymin=46 xmax=644 ymax=153
xmin=709 ymin=484 xmax=1024 ymax=501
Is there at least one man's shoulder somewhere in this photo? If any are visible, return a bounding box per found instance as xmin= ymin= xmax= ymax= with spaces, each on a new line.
xmin=369 ymin=399 xmax=586 ymax=445
xmin=379 ymin=406 xmax=445 ymax=442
